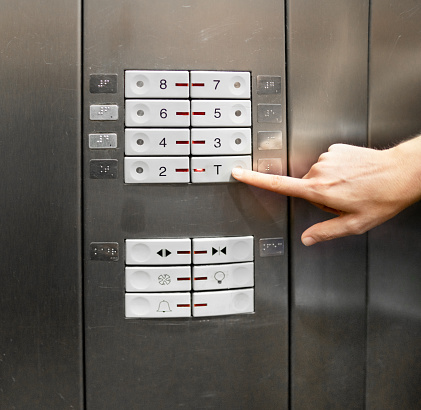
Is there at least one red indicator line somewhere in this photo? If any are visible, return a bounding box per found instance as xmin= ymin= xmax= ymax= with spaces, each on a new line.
xmin=175 ymin=83 xmax=189 ymax=87
xmin=194 ymin=250 xmax=207 ymax=254
xmin=194 ymin=277 xmax=208 ymax=281
xmin=192 ymin=112 xmax=206 ymax=116
xmin=177 ymin=250 xmax=191 ymax=254
xmin=193 ymin=168 xmax=205 ymax=173
xmin=192 ymin=140 xmax=206 ymax=144
xmin=177 ymin=304 xmax=191 ymax=308
xmin=176 ymin=140 xmax=189 ymax=145
xmin=177 ymin=277 xmax=191 ymax=281
xmin=176 ymin=112 xmax=189 ymax=116
xmin=175 ymin=168 xmax=189 ymax=173
xmin=194 ymin=303 xmax=208 ymax=307
xmin=191 ymin=83 xmax=205 ymax=87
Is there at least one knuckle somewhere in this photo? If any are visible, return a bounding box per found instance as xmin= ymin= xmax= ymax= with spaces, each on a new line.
xmin=345 ymin=217 xmax=367 ymax=236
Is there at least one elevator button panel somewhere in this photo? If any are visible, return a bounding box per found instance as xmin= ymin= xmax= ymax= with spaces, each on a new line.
xmin=192 ymin=289 xmax=254 ymax=317
xmin=125 ymin=156 xmax=190 ymax=184
xmin=126 ymin=266 xmax=191 ymax=292
xmin=125 ymin=236 xmax=254 ymax=318
xmin=190 ymin=71 xmax=250 ymax=99
xmin=125 ymin=70 xmax=190 ymax=98
xmin=125 ymin=293 xmax=191 ymax=318
xmin=193 ymin=262 xmax=254 ymax=291
xmin=124 ymin=70 xmax=253 ymax=184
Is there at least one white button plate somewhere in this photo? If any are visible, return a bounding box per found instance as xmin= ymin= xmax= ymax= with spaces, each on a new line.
xmin=190 ymin=128 xmax=251 ymax=155
xmin=191 ymin=100 xmax=251 ymax=127
xmin=126 ymin=266 xmax=191 ymax=292
xmin=125 ymin=70 xmax=189 ymax=98
xmin=192 ymin=236 xmax=254 ymax=265
xmin=125 ymin=157 xmax=190 ymax=183
xmin=193 ymin=262 xmax=254 ymax=291
xmin=126 ymin=293 xmax=191 ymax=318
xmin=190 ymin=71 xmax=250 ymax=99
xmin=126 ymin=239 xmax=191 ymax=265
xmin=125 ymin=128 xmax=190 ymax=156
xmin=126 ymin=100 xmax=190 ymax=127
xmin=191 ymin=155 xmax=251 ymax=183
xmin=192 ymin=289 xmax=254 ymax=317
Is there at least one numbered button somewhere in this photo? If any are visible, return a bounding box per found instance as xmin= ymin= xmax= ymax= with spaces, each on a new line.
xmin=190 ymin=71 xmax=250 ymax=99
xmin=126 ymin=100 xmax=190 ymax=127
xmin=191 ymin=128 xmax=251 ymax=155
xmin=125 ymin=129 xmax=190 ymax=156
xmin=125 ymin=70 xmax=189 ymax=98
xmin=191 ymin=100 xmax=251 ymax=127
xmin=191 ymin=155 xmax=251 ymax=183
xmin=125 ymin=157 xmax=190 ymax=183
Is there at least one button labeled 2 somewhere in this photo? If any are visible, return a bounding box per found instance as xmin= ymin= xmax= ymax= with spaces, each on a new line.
xmin=125 ymin=157 xmax=190 ymax=183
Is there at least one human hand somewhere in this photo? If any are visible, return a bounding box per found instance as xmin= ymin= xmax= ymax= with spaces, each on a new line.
xmin=232 ymin=139 xmax=421 ymax=246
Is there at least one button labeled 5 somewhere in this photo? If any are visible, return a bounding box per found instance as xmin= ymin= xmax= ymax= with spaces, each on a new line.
xmin=191 ymin=100 xmax=251 ymax=127
xmin=126 ymin=100 xmax=190 ymax=127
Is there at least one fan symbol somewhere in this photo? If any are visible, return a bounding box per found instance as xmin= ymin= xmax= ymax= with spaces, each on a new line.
xmin=158 ymin=274 xmax=171 ymax=286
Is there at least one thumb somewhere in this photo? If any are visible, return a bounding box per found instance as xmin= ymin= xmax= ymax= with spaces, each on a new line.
xmin=301 ymin=214 xmax=360 ymax=246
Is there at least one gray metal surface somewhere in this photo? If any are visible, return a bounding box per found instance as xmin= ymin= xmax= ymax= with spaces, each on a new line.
xmin=0 ymin=0 xmax=83 ymax=409
xmin=287 ymin=0 xmax=369 ymax=408
xmin=83 ymin=0 xmax=288 ymax=408
xmin=367 ymin=1 xmax=421 ymax=408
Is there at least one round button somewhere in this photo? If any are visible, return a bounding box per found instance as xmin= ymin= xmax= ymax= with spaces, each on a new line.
xmin=128 ymin=269 xmax=151 ymax=290
xmin=128 ymin=296 xmax=151 ymax=316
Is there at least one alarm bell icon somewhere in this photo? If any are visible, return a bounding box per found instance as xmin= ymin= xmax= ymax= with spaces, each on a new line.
xmin=157 ymin=300 xmax=172 ymax=313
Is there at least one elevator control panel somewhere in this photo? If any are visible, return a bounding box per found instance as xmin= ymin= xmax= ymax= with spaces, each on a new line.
xmin=124 ymin=70 xmax=252 ymax=184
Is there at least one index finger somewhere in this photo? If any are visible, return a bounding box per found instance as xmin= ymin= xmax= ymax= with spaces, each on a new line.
xmin=232 ymin=167 xmax=310 ymax=199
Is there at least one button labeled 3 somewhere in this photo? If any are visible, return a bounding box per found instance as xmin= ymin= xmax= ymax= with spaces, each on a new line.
xmin=191 ymin=128 xmax=251 ymax=155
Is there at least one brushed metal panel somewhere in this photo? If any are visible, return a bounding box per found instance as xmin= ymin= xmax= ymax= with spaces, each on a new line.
xmin=0 ymin=0 xmax=83 ymax=409
xmin=287 ymin=0 xmax=369 ymax=408
xmin=367 ymin=1 xmax=421 ymax=408
xmin=83 ymin=0 xmax=288 ymax=408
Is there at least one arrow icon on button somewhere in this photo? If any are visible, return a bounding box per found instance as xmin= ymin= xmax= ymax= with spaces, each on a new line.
xmin=212 ymin=247 xmax=227 ymax=256
xmin=157 ymin=249 xmax=172 ymax=257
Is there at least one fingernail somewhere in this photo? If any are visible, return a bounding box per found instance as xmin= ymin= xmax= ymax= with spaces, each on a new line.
xmin=232 ymin=167 xmax=243 ymax=177
xmin=302 ymin=237 xmax=316 ymax=247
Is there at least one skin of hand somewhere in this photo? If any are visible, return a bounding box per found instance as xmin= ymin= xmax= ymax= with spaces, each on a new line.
xmin=232 ymin=137 xmax=421 ymax=246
